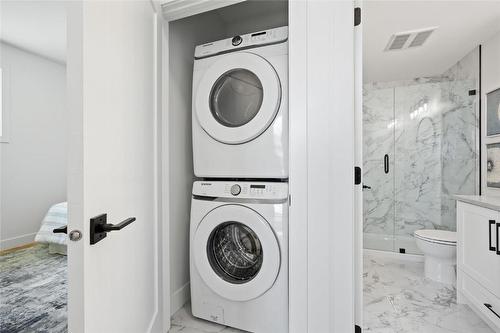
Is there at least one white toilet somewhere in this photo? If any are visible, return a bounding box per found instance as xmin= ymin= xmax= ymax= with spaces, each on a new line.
xmin=414 ymin=229 xmax=457 ymax=285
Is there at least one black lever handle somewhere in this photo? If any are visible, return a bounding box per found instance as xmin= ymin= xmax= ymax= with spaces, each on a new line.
xmin=363 ymin=184 xmax=371 ymax=190
xmin=485 ymin=303 xmax=500 ymax=319
xmin=90 ymin=214 xmax=136 ymax=245
xmin=497 ymin=223 xmax=500 ymax=255
xmin=489 ymin=220 xmax=496 ymax=252
xmin=99 ymin=218 xmax=136 ymax=232
xmin=53 ymin=226 xmax=68 ymax=234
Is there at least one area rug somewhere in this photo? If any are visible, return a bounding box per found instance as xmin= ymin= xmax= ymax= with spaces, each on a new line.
xmin=0 ymin=244 xmax=67 ymax=333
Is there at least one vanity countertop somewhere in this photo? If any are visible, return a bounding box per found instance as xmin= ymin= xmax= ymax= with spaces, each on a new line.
xmin=453 ymin=195 xmax=500 ymax=211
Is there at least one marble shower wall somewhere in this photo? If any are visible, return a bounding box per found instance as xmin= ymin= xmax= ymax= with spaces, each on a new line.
xmin=363 ymin=87 xmax=395 ymax=238
xmin=394 ymin=81 xmax=444 ymax=237
xmin=440 ymin=48 xmax=480 ymax=231
xmin=363 ymin=49 xmax=479 ymax=246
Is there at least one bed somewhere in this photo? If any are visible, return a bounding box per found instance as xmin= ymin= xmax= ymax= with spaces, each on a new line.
xmin=34 ymin=202 xmax=68 ymax=255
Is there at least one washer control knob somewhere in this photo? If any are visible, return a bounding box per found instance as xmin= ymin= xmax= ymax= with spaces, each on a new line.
xmin=232 ymin=35 xmax=242 ymax=46
xmin=230 ymin=184 xmax=241 ymax=196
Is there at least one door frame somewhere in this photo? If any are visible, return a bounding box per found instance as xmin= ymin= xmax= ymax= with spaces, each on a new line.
xmin=156 ymin=0 xmax=357 ymax=332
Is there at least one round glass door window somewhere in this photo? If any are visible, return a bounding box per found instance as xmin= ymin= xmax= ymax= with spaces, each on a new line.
xmin=207 ymin=221 xmax=263 ymax=284
xmin=209 ymin=69 xmax=263 ymax=128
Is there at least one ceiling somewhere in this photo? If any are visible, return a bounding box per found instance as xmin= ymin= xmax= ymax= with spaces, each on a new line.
xmin=0 ymin=1 xmax=66 ymax=64
xmin=363 ymin=1 xmax=500 ymax=83
xmin=1 ymin=0 xmax=499 ymax=75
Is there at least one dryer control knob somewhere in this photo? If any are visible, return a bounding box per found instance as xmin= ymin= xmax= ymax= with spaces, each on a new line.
xmin=230 ymin=184 xmax=241 ymax=196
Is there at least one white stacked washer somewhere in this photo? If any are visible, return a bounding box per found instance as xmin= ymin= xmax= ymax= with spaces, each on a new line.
xmin=190 ymin=181 xmax=288 ymax=333
xmin=192 ymin=27 xmax=288 ymax=179
xmin=190 ymin=27 xmax=289 ymax=333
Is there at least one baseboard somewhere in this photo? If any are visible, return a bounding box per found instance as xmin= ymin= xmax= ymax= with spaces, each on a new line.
xmin=0 ymin=233 xmax=37 ymax=251
xmin=364 ymin=248 xmax=424 ymax=262
xmin=171 ymin=282 xmax=190 ymax=315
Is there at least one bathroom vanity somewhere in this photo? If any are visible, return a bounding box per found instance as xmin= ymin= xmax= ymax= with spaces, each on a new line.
xmin=455 ymin=195 xmax=500 ymax=332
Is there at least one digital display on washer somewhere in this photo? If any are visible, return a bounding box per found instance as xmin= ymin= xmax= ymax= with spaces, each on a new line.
xmin=250 ymin=185 xmax=265 ymax=189
xmin=251 ymin=31 xmax=266 ymax=37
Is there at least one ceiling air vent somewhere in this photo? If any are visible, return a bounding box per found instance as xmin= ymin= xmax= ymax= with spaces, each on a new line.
xmin=388 ymin=34 xmax=411 ymax=50
xmin=385 ymin=27 xmax=438 ymax=51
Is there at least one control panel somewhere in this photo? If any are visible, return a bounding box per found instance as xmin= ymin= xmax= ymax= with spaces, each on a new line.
xmin=194 ymin=26 xmax=288 ymax=59
xmin=193 ymin=181 xmax=288 ymax=200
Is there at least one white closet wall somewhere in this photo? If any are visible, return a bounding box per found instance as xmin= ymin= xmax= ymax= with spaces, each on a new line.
xmin=168 ymin=11 xmax=226 ymax=314
xmin=167 ymin=1 xmax=288 ymax=314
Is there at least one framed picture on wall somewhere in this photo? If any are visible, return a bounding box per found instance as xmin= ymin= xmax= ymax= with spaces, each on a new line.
xmin=486 ymin=87 xmax=500 ymax=136
xmin=487 ymin=142 xmax=500 ymax=188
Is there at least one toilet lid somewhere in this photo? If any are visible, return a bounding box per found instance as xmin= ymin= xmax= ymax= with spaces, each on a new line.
xmin=414 ymin=229 xmax=457 ymax=244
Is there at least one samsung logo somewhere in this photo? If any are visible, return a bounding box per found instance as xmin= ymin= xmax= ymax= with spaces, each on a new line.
xmin=200 ymin=183 xmax=212 ymax=186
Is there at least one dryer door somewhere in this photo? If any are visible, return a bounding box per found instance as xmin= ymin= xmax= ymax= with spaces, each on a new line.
xmin=195 ymin=52 xmax=281 ymax=144
xmin=193 ymin=204 xmax=281 ymax=301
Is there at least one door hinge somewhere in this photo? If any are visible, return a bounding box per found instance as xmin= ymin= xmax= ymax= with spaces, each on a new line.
xmin=354 ymin=7 xmax=361 ymax=26
xmin=354 ymin=166 xmax=362 ymax=185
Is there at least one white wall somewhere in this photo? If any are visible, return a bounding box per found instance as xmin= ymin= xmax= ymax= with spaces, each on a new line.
xmin=0 ymin=42 xmax=67 ymax=249
xmin=168 ymin=12 xmax=225 ymax=314
xmin=482 ymin=31 xmax=500 ymax=196
xmin=221 ymin=1 xmax=288 ymax=37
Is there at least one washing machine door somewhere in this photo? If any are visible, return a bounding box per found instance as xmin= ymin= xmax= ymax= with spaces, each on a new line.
xmin=193 ymin=204 xmax=281 ymax=301
xmin=195 ymin=52 xmax=281 ymax=144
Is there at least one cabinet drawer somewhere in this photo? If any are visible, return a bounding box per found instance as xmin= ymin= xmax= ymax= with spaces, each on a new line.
xmin=460 ymin=271 xmax=500 ymax=332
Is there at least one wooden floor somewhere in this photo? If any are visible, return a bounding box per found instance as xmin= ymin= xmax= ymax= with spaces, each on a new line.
xmin=0 ymin=242 xmax=37 ymax=256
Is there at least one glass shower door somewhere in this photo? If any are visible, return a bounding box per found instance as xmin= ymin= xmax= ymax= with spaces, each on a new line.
xmin=393 ymin=82 xmax=443 ymax=254
xmin=362 ymin=48 xmax=479 ymax=254
xmin=363 ymin=87 xmax=395 ymax=252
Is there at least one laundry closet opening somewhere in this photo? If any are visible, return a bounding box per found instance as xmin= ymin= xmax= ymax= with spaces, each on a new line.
xmin=164 ymin=0 xmax=289 ymax=319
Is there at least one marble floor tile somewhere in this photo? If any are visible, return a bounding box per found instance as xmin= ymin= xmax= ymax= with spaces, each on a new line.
xmin=363 ymin=252 xmax=493 ymax=333
xmin=170 ymin=303 xmax=246 ymax=333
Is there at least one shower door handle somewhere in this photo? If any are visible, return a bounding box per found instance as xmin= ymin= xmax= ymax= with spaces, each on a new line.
xmin=384 ymin=154 xmax=389 ymax=174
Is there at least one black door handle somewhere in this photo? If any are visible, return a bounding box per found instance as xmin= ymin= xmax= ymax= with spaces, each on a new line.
xmin=489 ymin=220 xmax=496 ymax=252
xmin=363 ymin=184 xmax=371 ymax=190
xmin=53 ymin=226 xmax=68 ymax=234
xmin=484 ymin=303 xmax=500 ymax=319
xmin=384 ymin=154 xmax=389 ymax=174
xmin=90 ymin=213 xmax=136 ymax=245
xmin=497 ymin=223 xmax=500 ymax=255
xmin=99 ymin=218 xmax=136 ymax=232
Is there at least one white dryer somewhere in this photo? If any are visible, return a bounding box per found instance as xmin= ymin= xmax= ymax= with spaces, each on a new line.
xmin=190 ymin=180 xmax=288 ymax=333
xmin=192 ymin=27 xmax=288 ymax=179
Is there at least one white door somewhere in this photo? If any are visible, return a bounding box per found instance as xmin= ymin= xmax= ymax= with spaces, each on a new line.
xmin=66 ymin=2 xmax=159 ymax=332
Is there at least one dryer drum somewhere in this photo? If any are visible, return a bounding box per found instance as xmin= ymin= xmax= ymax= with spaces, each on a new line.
xmin=209 ymin=69 xmax=264 ymax=128
xmin=207 ymin=221 xmax=263 ymax=284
